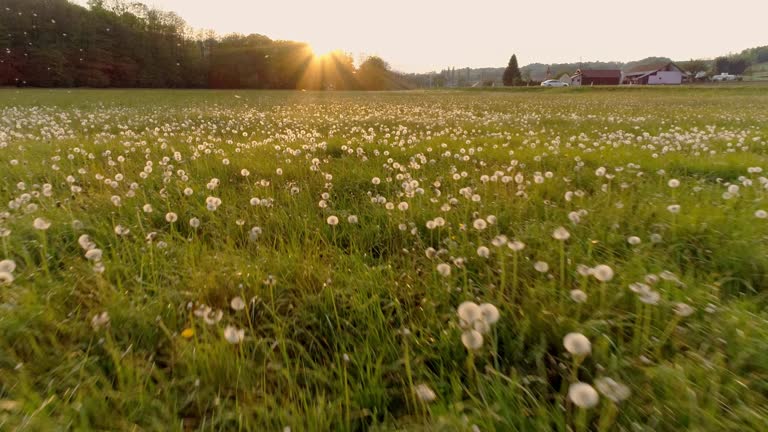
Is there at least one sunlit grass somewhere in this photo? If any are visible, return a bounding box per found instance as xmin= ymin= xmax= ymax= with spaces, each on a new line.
xmin=0 ymin=87 xmax=767 ymax=430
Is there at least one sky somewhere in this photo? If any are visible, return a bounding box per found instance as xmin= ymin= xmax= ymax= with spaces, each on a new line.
xmin=74 ymin=0 xmax=767 ymax=73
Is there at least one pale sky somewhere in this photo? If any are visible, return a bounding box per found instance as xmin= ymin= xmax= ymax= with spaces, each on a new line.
xmin=74 ymin=0 xmax=767 ymax=73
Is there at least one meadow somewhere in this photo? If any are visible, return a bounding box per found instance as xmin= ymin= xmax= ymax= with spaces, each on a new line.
xmin=1 ymin=86 xmax=767 ymax=431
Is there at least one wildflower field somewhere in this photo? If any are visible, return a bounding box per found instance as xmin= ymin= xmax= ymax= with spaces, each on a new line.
xmin=1 ymin=87 xmax=768 ymax=431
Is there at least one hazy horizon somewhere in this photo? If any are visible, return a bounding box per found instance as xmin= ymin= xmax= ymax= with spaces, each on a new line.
xmin=73 ymin=0 xmax=767 ymax=73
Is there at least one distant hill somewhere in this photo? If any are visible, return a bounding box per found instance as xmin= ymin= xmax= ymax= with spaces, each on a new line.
xmin=405 ymin=46 xmax=768 ymax=87
xmin=404 ymin=57 xmax=675 ymax=87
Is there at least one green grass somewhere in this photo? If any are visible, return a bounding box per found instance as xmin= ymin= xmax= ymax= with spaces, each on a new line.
xmin=1 ymin=87 xmax=768 ymax=431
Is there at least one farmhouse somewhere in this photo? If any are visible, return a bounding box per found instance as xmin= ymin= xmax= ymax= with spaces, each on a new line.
xmin=570 ymin=69 xmax=622 ymax=86
xmin=623 ymin=62 xmax=686 ymax=85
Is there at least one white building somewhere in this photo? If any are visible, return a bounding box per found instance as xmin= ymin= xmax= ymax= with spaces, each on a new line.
xmin=622 ymin=62 xmax=686 ymax=85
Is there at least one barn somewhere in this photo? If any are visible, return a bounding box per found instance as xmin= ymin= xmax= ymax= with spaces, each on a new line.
xmin=622 ymin=62 xmax=686 ymax=85
xmin=570 ymin=69 xmax=622 ymax=86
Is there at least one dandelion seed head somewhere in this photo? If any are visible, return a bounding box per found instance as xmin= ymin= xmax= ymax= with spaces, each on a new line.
xmin=84 ymin=249 xmax=102 ymax=261
xmin=552 ymin=226 xmax=570 ymax=241
xmin=563 ymin=332 xmax=591 ymax=357
xmin=478 ymin=303 xmax=500 ymax=325
xmin=570 ymin=289 xmax=587 ymax=303
xmin=639 ymin=289 xmax=661 ymax=305
xmin=595 ymin=377 xmax=631 ymax=403
xmin=461 ymin=329 xmax=483 ymax=350
xmin=230 ymin=296 xmax=246 ymax=311
xmin=33 ymin=217 xmax=51 ymax=230
xmin=224 ymin=325 xmax=245 ymax=344
xmin=674 ymin=302 xmax=695 ymax=317
xmin=457 ymin=301 xmax=480 ymax=326
xmin=91 ymin=311 xmax=110 ymax=330
xmin=472 ymin=218 xmax=487 ymax=231
xmin=568 ymin=382 xmax=599 ymax=408
xmin=114 ymin=225 xmax=130 ymax=236
xmin=0 ymin=259 xmax=17 ymax=273
xmin=0 ymin=271 xmax=13 ymax=285
xmin=414 ymin=383 xmax=437 ymax=403
xmin=592 ymin=264 xmax=614 ymax=282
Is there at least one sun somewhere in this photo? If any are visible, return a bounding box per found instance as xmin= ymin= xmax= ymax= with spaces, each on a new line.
xmin=308 ymin=40 xmax=337 ymax=59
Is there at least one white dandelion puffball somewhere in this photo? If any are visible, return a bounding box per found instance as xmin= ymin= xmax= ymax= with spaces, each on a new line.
xmin=568 ymin=382 xmax=599 ymax=408
xmin=508 ymin=240 xmax=525 ymax=252
xmin=667 ymin=204 xmax=681 ymax=214
xmin=326 ymin=215 xmax=339 ymax=226
xmin=472 ymin=218 xmax=487 ymax=231
xmin=0 ymin=272 xmax=13 ymax=285
xmin=534 ymin=261 xmax=549 ymax=273
xmin=347 ymin=215 xmax=358 ymax=224
xmin=563 ymin=332 xmax=592 ymax=357
xmin=568 ymin=211 xmax=581 ymax=224
xmin=91 ymin=311 xmax=110 ymax=330
xmin=674 ymin=302 xmax=695 ymax=317
xmin=33 ymin=217 xmax=51 ymax=230
xmin=570 ymin=289 xmax=587 ymax=303
xmin=84 ymin=249 xmax=103 ymax=261
xmin=477 ymin=246 xmax=490 ymax=258
xmin=595 ymin=377 xmax=631 ymax=402
xmin=436 ymin=263 xmax=451 ymax=277
xmin=667 ymin=179 xmax=680 ymax=188
xmin=627 ymin=236 xmax=641 ymax=245
xmin=0 ymin=259 xmax=16 ymax=273
xmin=224 ymin=326 xmax=245 ymax=344
xmin=189 ymin=217 xmax=201 ymax=228
xmin=461 ymin=329 xmax=484 ymax=350
xmin=639 ymin=289 xmax=661 ymax=305
xmin=165 ymin=212 xmax=178 ymax=223
xmin=492 ymin=235 xmax=508 ymax=247
xmin=755 ymin=210 xmax=767 ymax=219
xmin=230 ymin=296 xmax=246 ymax=311
xmin=414 ymin=383 xmax=437 ymax=403
xmin=78 ymin=234 xmax=96 ymax=250
xmin=457 ymin=301 xmax=481 ymax=327
xmin=479 ymin=303 xmax=500 ymax=325
xmin=142 ymin=204 xmax=153 ymax=213
xmin=473 ymin=319 xmax=491 ymax=334
xmin=592 ymin=264 xmax=614 ymax=282
xmin=114 ymin=225 xmax=130 ymax=236
xmin=552 ymin=226 xmax=570 ymax=241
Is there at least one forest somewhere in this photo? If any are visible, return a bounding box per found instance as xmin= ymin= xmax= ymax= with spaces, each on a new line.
xmin=0 ymin=0 xmax=407 ymax=90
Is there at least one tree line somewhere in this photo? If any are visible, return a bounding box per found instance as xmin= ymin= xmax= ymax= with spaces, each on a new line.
xmin=0 ymin=0 xmax=408 ymax=90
